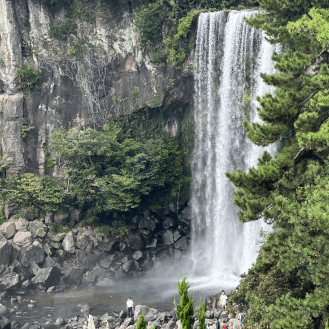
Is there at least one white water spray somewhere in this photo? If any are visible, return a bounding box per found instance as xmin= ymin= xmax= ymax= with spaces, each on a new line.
xmin=191 ymin=11 xmax=279 ymax=287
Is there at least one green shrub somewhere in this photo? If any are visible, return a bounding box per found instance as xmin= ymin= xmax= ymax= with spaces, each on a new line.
xmin=15 ymin=65 xmax=42 ymax=89
xmin=238 ymin=4 xmax=245 ymax=9
xmin=198 ymin=298 xmax=206 ymax=329
xmin=67 ymin=37 xmax=89 ymax=60
xmin=51 ymin=222 xmax=62 ymax=234
xmin=176 ymin=277 xmax=195 ymax=329
xmin=48 ymin=19 xmax=76 ymax=40
xmin=68 ymin=0 xmax=95 ymax=24
xmin=135 ymin=314 xmax=147 ymax=329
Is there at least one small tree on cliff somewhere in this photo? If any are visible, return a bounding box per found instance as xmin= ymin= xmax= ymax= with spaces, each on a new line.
xmin=136 ymin=314 xmax=147 ymax=329
xmin=176 ymin=277 xmax=195 ymax=329
xmin=198 ymin=297 xmax=206 ymax=329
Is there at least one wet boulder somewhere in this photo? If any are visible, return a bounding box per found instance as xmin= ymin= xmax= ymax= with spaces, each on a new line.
xmin=162 ymin=217 xmax=175 ymax=230
xmin=134 ymin=305 xmax=149 ymax=322
xmin=54 ymin=212 xmax=70 ymax=225
xmin=0 ymin=241 xmax=12 ymax=266
xmin=76 ymin=234 xmax=90 ymax=250
xmin=162 ymin=230 xmax=174 ymax=246
xmin=138 ymin=217 xmax=156 ymax=231
xmin=82 ymin=271 xmax=97 ymax=286
xmin=63 ymin=266 xmax=85 ymax=286
xmin=122 ymin=260 xmax=138 ymax=273
xmin=145 ymin=308 xmax=159 ymax=321
xmin=98 ymin=238 xmax=120 ymax=252
xmin=125 ymin=234 xmax=145 ymax=251
xmin=0 ymin=273 xmax=20 ymax=291
xmin=15 ymin=218 xmax=28 ymax=231
xmin=173 ymin=237 xmax=188 ymax=250
xmin=0 ymin=222 xmax=16 ymax=239
xmin=31 ymin=266 xmax=61 ymax=288
xmin=20 ymin=245 xmax=45 ymax=267
xmin=29 ymin=220 xmax=47 ymax=238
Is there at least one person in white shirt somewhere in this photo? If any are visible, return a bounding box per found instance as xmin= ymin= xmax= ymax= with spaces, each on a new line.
xmin=126 ymin=297 xmax=134 ymax=318
xmin=220 ymin=292 xmax=228 ymax=309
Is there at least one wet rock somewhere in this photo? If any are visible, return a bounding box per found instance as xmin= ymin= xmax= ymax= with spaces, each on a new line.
xmin=120 ymin=317 xmax=134 ymax=329
xmin=162 ymin=230 xmax=174 ymax=246
xmin=100 ymin=259 xmax=111 ymax=269
xmin=145 ymin=308 xmax=159 ymax=321
xmin=47 ymin=286 xmax=56 ymax=293
xmin=30 ymin=261 xmax=41 ymax=275
xmin=20 ymin=245 xmax=45 ymax=267
xmin=54 ymin=212 xmax=70 ymax=225
xmin=63 ymin=266 xmax=85 ymax=286
xmin=132 ymin=251 xmax=143 ymax=261
xmin=126 ymin=235 xmax=145 ymax=251
xmin=0 ymin=222 xmax=16 ymax=239
xmin=70 ymin=209 xmax=84 ymax=224
xmin=122 ymin=260 xmax=138 ymax=273
xmin=96 ymin=277 xmax=113 ymax=286
xmin=23 ymin=208 xmax=39 ymax=221
xmin=162 ymin=217 xmax=175 ymax=230
xmin=15 ymin=218 xmax=28 ymax=231
xmin=82 ymin=271 xmax=97 ymax=285
xmin=0 ymin=241 xmax=12 ymax=266
xmin=0 ymin=232 xmax=6 ymax=243
xmin=98 ymin=238 xmax=120 ymax=252
xmin=134 ymin=305 xmax=149 ymax=321
xmin=0 ymin=305 xmax=8 ymax=316
xmin=173 ymin=237 xmax=188 ymax=250
xmin=115 ymin=269 xmax=125 ymax=279
xmin=13 ymin=231 xmax=32 ymax=246
xmin=173 ymin=249 xmax=182 ymax=261
xmin=178 ymin=206 xmax=191 ymax=225
xmin=55 ymin=318 xmax=65 ymax=326
xmin=119 ymin=310 xmax=127 ymax=318
xmin=146 ymin=239 xmax=157 ymax=248
xmin=11 ymin=321 xmax=20 ymax=329
xmin=138 ymin=217 xmax=156 ymax=231
xmin=0 ymin=273 xmax=20 ymax=291
xmin=80 ymin=304 xmax=90 ymax=314
xmin=43 ymin=256 xmax=56 ymax=268
xmin=173 ymin=231 xmax=181 ymax=242
xmin=62 ymin=232 xmax=76 ymax=253
xmin=31 ymin=266 xmax=61 ymax=288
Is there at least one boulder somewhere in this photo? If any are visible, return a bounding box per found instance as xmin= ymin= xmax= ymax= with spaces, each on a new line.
xmin=122 ymin=260 xmax=137 ymax=273
xmin=55 ymin=318 xmax=65 ymax=326
xmin=0 ymin=232 xmax=5 ymax=242
xmin=146 ymin=238 xmax=157 ymax=248
xmin=13 ymin=231 xmax=32 ymax=246
xmin=0 ymin=273 xmax=20 ymax=291
xmin=175 ymin=320 xmax=183 ymax=329
xmin=0 ymin=241 xmax=12 ymax=266
xmin=138 ymin=217 xmax=156 ymax=231
xmin=15 ymin=218 xmax=28 ymax=231
xmin=133 ymin=251 xmax=143 ymax=261
xmin=120 ymin=317 xmax=134 ymax=329
xmin=0 ymin=222 xmax=16 ymax=239
xmin=173 ymin=231 xmax=181 ymax=242
xmin=54 ymin=212 xmax=70 ymax=225
xmin=134 ymin=305 xmax=150 ymax=322
xmin=162 ymin=230 xmax=174 ymax=246
xmin=63 ymin=266 xmax=85 ymax=286
xmin=178 ymin=206 xmax=191 ymax=224
xmin=173 ymin=237 xmax=188 ymax=250
xmin=44 ymin=212 xmax=54 ymax=225
xmin=20 ymin=245 xmax=45 ymax=267
xmin=145 ymin=308 xmax=159 ymax=321
xmin=4 ymin=204 xmax=18 ymax=220
xmin=70 ymin=209 xmax=84 ymax=223
xmin=100 ymin=259 xmax=111 ymax=269
xmin=173 ymin=249 xmax=182 ymax=261
xmin=0 ymin=305 xmax=8 ymax=316
xmin=126 ymin=235 xmax=145 ymax=251
xmin=82 ymin=271 xmax=97 ymax=285
xmin=98 ymin=238 xmax=120 ymax=252
xmin=96 ymin=277 xmax=113 ymax=286
xmin=23 ymin=208 xmax=39 ymax=221
xmin=76 ymin=234 xmax=90 ymax=250
xmin=43 ymin=256 xmax=56 ymax=268
xmin=62 ymin=232 xmax=76 ymax=253
xmin=162 ymin=217 xmax=175 ymax=230
xmin=31 ymin=266 xmax=61 ymax=288
xmin=51 ymin=233 xmax=66 ymax=242
xmin=232 ymin=320 xmax=241 ymax=329
xmin=29 ymin=220 xmax=47 ymax=238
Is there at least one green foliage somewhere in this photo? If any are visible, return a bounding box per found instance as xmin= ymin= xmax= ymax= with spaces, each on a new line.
xmin=198 ymin=298 xmax=206 ymax=329
xmin=48 ymin=19 xmax=76 ymax=40
xmin=67 ymin=37 xmax=89 ymax=60
xmin=68 ymin=0 xmax=95 ymax=24
xmin=50 ymin=106 xmax=193 ymax=221
xmin=130 ymin=88 xmax=140 ymax=99
xmin=51 ymin=222 xmax=62 ymax=234
xmin=3 ymin=174 xmax=65 ymax=213
xmin=176 ymin=277 xmax=195 ymax=329
xmin=15 ymin=65 xmax=42 ymax=90
xmin=227 ymin=3 xmax=329 ymax=329
xmin=135 ymin=314 xmax=147 ymax=329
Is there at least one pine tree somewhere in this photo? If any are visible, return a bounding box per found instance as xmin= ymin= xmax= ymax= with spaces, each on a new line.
xmin=198 ymin=298 xmax=206 ymax=329
xmin=176 ymin=277 xmax=195 ymax=329
xmin=227 ymin=4 xmax=329 ymax=329
xmin=136 ymin=314 xmax=147 ymax=329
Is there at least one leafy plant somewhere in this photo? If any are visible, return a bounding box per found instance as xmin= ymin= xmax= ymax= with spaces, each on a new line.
xmin=51 ymin=222 xmax=62 ymax=234
xmin=130 ymin=89 xmax=140 ymax=99
xmin=135 ymin=314 xmax=147 ymax=329
xmin=15 ymin=65 xmax=42 ymax=89
xmin=48 ymin=19 xmax=76 ymax=40
xmin=0 ymin=59 xmax=4 ymax=68
xmin=198 ymin=298 xmax=206 ymax=329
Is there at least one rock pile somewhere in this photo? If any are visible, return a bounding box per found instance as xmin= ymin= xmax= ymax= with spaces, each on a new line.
xmin=0 ymin=204 xmax=191 ymax=294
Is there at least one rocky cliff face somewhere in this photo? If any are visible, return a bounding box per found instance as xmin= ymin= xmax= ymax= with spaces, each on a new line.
xmin=0 ymin=0 xmax=194 ymax=177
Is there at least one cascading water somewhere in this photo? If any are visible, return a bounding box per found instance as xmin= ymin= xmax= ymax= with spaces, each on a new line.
xmin=191 ymin=10 xmax=280 ymax=287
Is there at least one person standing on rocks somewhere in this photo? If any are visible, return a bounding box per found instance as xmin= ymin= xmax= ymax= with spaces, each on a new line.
xmin=126 ymin=297 xmax=134 ymax=318
xmin=220 ymin=292 xmax=228 ymax=309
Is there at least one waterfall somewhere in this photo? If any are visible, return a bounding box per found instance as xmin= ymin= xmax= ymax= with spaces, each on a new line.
xmin=191 ymin=10 xmax=279 ymax=287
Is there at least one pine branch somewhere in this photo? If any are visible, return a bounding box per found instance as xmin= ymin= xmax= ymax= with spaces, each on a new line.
xmin=297 ymin=91 xmax=319 ymax=107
